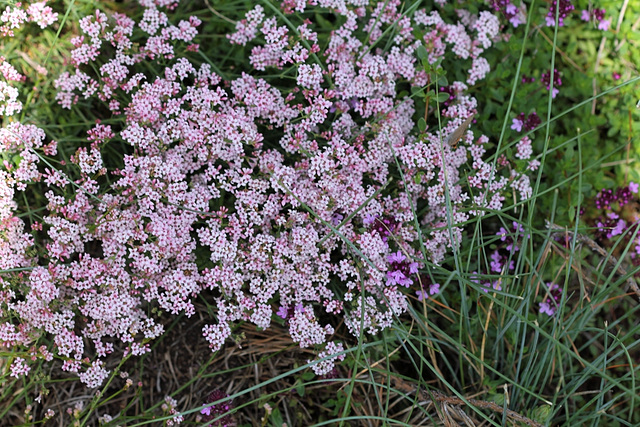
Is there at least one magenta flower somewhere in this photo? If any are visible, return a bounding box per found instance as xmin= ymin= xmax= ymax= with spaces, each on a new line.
xmin=482 ymin=281 xmax=502 ymax=293
xmin=200 ymin=389 xmax=235 ymax=426
xmin=276 ymin=305 xmax=288 ymax=319
xmin=524 ymin=112 xmax=541 ymax=130
xmin=496 ymin=221 xmax=527 ymax=252
xmin=598 ymin=19 xmax=610 ymax=31
xmin=387 ymin=269 xmax=411 ymax=287
xmin=512 ymin=112 xmax=541 ymax=133
xmin=521 ymin=75 xmax=535 ymax=84
xmin=490 ymin=250 xmax=513 ymax=273
xmin=490 ymin=0 xmax=524 ymax=27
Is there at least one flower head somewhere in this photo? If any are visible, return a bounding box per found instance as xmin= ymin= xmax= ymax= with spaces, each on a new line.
xmin=416 ymin=281 xmax=440 ymax=301
xmin=545 ymin=0 xmax=575 ymax=27
xmin=387 ymin=251 xmax=419 ymax=287
xmin=200 ymin=389 xmax=235 ymax=426
xmin=541 ymin=68 xmax=562 ymax=98
xmin=539 ymin=282 xmax=563 ymax=316
xmin=369 ymin=215 xmax=398 ymax=242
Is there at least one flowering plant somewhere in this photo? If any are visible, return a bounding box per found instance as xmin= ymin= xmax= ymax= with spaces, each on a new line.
xmin=2 ymin=0 xmax=640 ymax=426
xmin=0 ymin=0 xmax=543 ymax=387
xmin=1 ymin=0 xmax=631 ymax=417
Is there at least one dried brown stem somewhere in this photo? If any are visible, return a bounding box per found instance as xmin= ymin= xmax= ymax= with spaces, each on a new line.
xmin=203 ymin=0 xmax=237 ymax=24
xmin=428 ymin=390 xmax=544 ymax=427
xmin=382 ymin=373 xmax=544 ymax=427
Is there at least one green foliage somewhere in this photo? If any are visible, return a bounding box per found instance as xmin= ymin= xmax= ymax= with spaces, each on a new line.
xmin=469 ymin=0 xmax=640 ymax=226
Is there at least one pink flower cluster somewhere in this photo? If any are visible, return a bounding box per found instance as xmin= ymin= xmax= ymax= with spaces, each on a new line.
xmin=1 ymin=1 xmax=57 ymax=37
xmin=1 ymin=0 xmax=539 ymax=385
xmin=162 ymin=395 xmax=184 ymax=426
xmin=0 ymin=2 xmax=58 ymax=116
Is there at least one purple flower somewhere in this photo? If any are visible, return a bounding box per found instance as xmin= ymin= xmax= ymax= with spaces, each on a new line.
xmin=330 ymin=212 xmax=344 ymax=226
xmin=521 ymin=75 xmax=535 ymax=84
xmin=386 ymin=250 xmax=420 ymax=287
xmin=598 ymin=19 xmax=610 ymax=31
xmin=362 ymin=214 xmax=377 ymax=225
xmin=512 ymin=112 xmax=541 ymax=133
xmin=581 ymin=8 xmax=609 ymax=30
xmin=611 ymin=219 xmax=627 ymax=238
xmin=511 ymin=117 xmax=523 ymax=132
xmin=595 ymin=188 xmax=615 ymax=209
xmin=541 ymin=69 xmax=562 ymax=98
xmin=580 ymin=9 xmax=590 ymax=21
xmin=416 ymin=282 xmax=440 ymax=301
xmin=616 ymin=186 xmax=633 ymax=207
xmin=276 ymin=305 xmax=288 ymax=319
xmin=387 ymin=269 xmax=408 ymax=286
xmin=277 ymin=304 xmax=304 ymax=322
xmin=387 ymin=250 xmax=406 ymax=263
xmin=490 ymin=250 xmax=503 ymax=272
xmin=539 ymin=301 xmax=555 ymax=316
xmin=481 ymin=281 xmax=502 ymax=293
xmin=438 ymin=86 xmax=456 ymax=107
xmin=496 ymin=222 xmax=527 ymax=252
xmin=491 ymin=0 xmax=524 ymax=28
xmin=545 ymin=0 xmax=575 ymax=27
xmin=409 ymin=262 xmax=419 ymax=274
xmin=524 ymin=112 xmax=541 ymax=131
xmin=539 ymin=282 xmax=563 ymax=317
xmin=369 ymin=216 xmax=399 ymax=242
